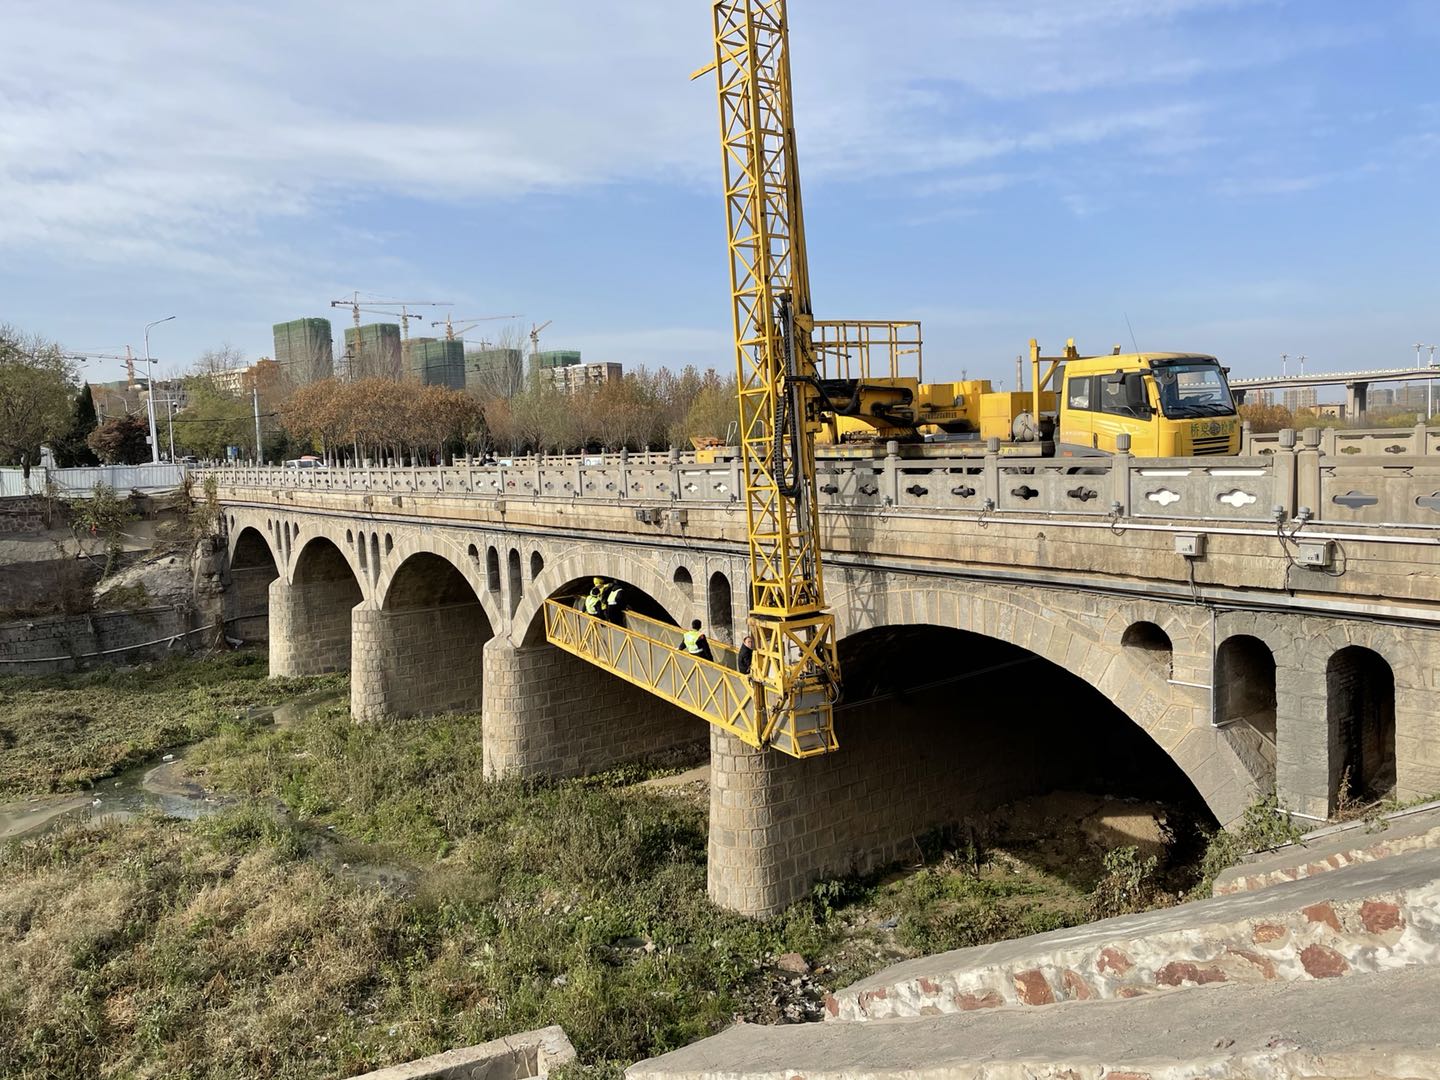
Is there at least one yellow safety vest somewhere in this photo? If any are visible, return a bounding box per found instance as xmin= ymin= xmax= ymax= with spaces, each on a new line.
xmin=683 ymin=630 xmax=703 ymax=654
xmin=584 ymin=593 xmax=602 ymax=615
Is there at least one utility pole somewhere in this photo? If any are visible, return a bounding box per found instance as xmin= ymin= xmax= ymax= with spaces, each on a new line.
xmin=1429 ymin=345 xmax=1438 ymax=423
xmin=253 ymin=386 xmax=263 ymax=464
xmin=168 ymin=400 xmax=177 ymax=462
xmin=1281 ymin=353 xmax=1288 ymax=377
xmin=1297 ymin=354 xmax=1306 ymax=377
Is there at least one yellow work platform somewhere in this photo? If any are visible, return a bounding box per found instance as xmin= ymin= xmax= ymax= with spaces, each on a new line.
xmin=543 ymin=600 xmax=767 ymax=748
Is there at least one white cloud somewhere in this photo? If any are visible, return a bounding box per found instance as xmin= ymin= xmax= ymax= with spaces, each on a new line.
xmin=0 ymin=0 xmax=1370 ymax=276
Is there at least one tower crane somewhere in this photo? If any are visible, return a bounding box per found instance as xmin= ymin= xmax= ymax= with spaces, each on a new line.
xmin=432 ymin=314 xmax=521 ymax=343
xmin=63 ymin=347 xmax=140 ymax=389
xmin=529 ymin=320 xmax=554 ymax=358
xmin=330 ymin=295 xmax=453 ymax=378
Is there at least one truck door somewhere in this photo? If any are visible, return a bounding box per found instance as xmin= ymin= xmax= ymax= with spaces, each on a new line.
xmin=1058 ymin=375 xmax=1096 ymax=456
xmin=1094 ymin=372 xmax=1156 ymax=454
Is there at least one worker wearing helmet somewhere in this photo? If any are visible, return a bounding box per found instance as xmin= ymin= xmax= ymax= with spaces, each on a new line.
xmin=682 ymin=619 xmax=713 ymax=662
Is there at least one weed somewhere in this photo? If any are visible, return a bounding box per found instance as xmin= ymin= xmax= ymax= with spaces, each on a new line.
xmin=1192 ymin=795 xmax=1306 ymax=897
xmin=1089 ymin=846 xmax=1160 ymax=919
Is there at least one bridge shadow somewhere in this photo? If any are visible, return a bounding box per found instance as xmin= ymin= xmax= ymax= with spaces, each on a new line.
xmin=824 ymin=625 xmax=1218 ymax=893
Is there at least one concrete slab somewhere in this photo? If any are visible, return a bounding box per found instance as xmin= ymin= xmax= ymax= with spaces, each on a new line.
xmin=1215 ymin=803 xmax=1440 ymax=896
xmin=344 ymin=1025 xmax=575 ymax=1080
xmin=824 ymin=845 xmax=1440 ymax=1021
xmin=627 ymin=964 xmax=1440 ymax=1080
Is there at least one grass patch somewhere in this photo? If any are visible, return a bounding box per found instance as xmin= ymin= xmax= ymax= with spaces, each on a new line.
xmin=1 ymin=655 xmax=1211 ymax=1078
xmin=0 ymin=652 xmax=345 ymax=799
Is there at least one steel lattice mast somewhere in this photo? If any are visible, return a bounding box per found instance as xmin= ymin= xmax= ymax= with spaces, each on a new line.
xmin=706 ymin=0 xmax=840 ymax=756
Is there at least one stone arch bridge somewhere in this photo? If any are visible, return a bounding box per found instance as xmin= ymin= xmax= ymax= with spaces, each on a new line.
xmin=210 ymin=440 xmax=1440 ymax=915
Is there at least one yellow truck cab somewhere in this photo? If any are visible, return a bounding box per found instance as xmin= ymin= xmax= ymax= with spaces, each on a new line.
xmin=1055 ymin=352 xmax=1240 ymax=457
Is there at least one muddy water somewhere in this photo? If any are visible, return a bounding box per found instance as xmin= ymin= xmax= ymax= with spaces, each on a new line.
xmin=0 ymin=690 xmax=344 ymax=842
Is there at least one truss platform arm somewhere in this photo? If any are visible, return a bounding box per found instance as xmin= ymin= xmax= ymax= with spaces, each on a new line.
xmin=543 ymin=600 xmax=838 ymax=758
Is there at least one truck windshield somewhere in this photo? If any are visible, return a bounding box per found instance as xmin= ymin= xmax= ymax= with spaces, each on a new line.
xmin=1152 ymin=362 xmax=1235 ymax=419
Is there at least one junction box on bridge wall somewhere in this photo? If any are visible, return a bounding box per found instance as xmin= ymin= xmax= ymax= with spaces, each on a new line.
xmin=1175 ymin=534 xmax=1207 ymax=558
xmin=1296 ymin=539 xmax=1336 ymax=568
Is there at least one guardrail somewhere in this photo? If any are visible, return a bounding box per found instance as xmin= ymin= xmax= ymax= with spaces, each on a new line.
xmin=201 ymin=430 xmax=1440 ymax=531
xmin=0 ymin=464 xmax=186 ymax=498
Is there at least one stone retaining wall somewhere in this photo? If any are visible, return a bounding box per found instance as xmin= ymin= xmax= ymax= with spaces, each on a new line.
xmin=0 ymin=607 xmax=194 ymax=675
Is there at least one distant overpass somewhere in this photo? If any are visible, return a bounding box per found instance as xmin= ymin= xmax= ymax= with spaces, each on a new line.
xmin=1230 ymin=366 xmax=1440 ymax=418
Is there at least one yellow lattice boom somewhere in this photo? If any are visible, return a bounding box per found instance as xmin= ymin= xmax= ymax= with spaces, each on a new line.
xmin=706 ymin=0 xmax=840 ymax=756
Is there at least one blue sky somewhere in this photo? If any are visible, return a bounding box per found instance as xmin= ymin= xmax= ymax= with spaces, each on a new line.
xmin=3 ymin=0 xmax=1437 ymax=389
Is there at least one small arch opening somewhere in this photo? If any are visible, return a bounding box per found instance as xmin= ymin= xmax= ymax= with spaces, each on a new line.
xmin=357 ymin=532 xmax=368 ymax=571
xmin=1123 ymin=621 xmax=1173 ymax=678
xmin=1327 ymin=646 xmax=1396 ymax=807
xmin=673 ymin=566 xmax=693 ymax=597
xmin=507 ymin=548 xmax=523 ymax=616
xmin=486 ymin=546 xmax=500 ymax=593
xmin=1216 ymin=635 xmax=1277 ymax=794
xmin=468 ymin=543 xmax=479 ymax=562
xmin=346 ymin=528 xmax=354 ymax=545
xmin=385 ymin=534 xmax=394 ymax=556
xmin=530 ymin=551 xmax=545 ymax=581
xmin=708 ymin=571 xmax=733 ymax=643
xmin=370 ymin=534 xmax=380 ymax=578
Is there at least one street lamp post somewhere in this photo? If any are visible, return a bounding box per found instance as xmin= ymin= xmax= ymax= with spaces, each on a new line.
xmin=1428 ymin=345 xmax=1438 ymax=424
xmin=1281 ymin=353 xmax=1289 ymax=377
xmin=143 ymin=316 xmax=176 ymax=465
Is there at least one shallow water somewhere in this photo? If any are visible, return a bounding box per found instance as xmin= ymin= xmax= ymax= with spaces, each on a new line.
xmin=0 ymin=690 xmax=345 ymax=841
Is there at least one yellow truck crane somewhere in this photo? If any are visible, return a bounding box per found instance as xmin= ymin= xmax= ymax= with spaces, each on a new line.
xmin=817 ymin=337 xmax=1242 ymax=458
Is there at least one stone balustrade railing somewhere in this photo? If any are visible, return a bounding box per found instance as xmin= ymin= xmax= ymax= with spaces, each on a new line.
xmin=203 ymin=429 xmax=1440 ymax=531
xmin=1247 ymin=421 xmax=1440 ymax=458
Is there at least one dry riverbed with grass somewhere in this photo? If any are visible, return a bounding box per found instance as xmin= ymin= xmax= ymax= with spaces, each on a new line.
xmin=1 ymin=654 xmax=1235 ymax=1080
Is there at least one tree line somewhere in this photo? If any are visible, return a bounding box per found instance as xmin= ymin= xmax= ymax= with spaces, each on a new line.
xmin=0 ymin=322 xmax=743 ymax=468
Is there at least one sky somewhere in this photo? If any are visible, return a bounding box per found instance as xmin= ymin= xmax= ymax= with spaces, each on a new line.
xmin=3 ymin=0 xmax=1438 ymax=389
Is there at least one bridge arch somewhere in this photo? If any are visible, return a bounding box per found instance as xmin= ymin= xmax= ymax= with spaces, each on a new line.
xmin=824 ymin=573 xmax=1238 ymax=822
xmin=226 ymin=526 xmax=279 ymax=643
xmin=372 ymin=532 xmax=502 ymax=630
xmin=514 ymin=550 xmax=694 ymax=647
xmin=270 ymin=535 xmax=365 ymax=677
xmin=350 ymin=550 xmax=495 ymax=723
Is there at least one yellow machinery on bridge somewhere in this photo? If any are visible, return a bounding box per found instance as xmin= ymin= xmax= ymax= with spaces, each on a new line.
xmin=546 ymin=0 xmax=929 ymax=757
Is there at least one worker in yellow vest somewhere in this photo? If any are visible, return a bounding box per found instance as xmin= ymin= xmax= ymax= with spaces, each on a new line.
xmin=682 ymin=619 xmax=713 ymax=661
xmin=584 ymin=578 xmax=605 ymax=617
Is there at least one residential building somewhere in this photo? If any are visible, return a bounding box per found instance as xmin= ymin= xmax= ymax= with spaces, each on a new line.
xmin=466 ymin=348 xmax=525 ymax=397
xmin=1283 ymin=387 xmax=1318 ymax=412
xmin=344 ymin=324 xmax=403 ymax=380
xmin=272 ymin=318 xmax=334 ymax=385
xmin=408 ymin=338 xmax=466 ymax=390
xmin=545 ymin=361 xmax=624 ymax=393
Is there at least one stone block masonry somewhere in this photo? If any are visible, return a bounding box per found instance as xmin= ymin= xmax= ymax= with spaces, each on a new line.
xmin=482 ymin=639 xmax=703 ymax=780
xmin=351 ymin=602 xmax=490 ymax=723
xmin=0 ymin=607 xmax=193 ymax=676
xmin=269 ymin=576 xmax=361 ymax=677
xmin=225 ymin=566 xmax=274 ymax=644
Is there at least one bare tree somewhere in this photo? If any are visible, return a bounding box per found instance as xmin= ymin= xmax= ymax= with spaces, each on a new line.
xmin=192 ymin=344 xmax=246 ymax=377
xmin=466 ymin=324 xmax=530 ymax=400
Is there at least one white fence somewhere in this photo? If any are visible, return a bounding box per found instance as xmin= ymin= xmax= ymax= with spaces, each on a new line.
xmin=0 ymin=464 xmax=186 ymax=498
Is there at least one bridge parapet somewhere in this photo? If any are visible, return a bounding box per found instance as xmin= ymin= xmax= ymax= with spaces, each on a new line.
xmin=205 ymin=439 xmax=1440 ymax=532
xmin=1250 ymin=423 xmax=1439 ymax=459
